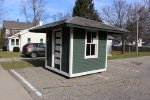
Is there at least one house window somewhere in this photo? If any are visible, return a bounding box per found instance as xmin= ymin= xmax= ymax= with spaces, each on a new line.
xmin=27 ymin=38 xmax=31 ymax=43
xmin=11 ymin=39 xmax=15 ymax=45
xmin=16 ymin=39 xmax=19 ymax=45
xmin=85 ymin=31 xmax=98 ymax=58
xmin=40 ymin=39 xmax=43 ymax=43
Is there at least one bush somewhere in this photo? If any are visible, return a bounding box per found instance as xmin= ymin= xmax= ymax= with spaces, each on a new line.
xmin=13 ymin=47 xmax=20 ymax=52
xmin=2 ymin=46 xmax=7 ymax=51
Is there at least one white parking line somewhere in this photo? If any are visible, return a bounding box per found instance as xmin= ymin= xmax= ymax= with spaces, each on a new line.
xmin=115 ymin=67 xmax=139 ymax=73
xmin=109 ymin=61 xmax=140 ymax=73
xmin=10 ymin=69 xmax=43 ymax=97
xmin=96 ymin=74 xmax=110 ymax=80
xmin=114 ymin=61 xmax=137 ymax=67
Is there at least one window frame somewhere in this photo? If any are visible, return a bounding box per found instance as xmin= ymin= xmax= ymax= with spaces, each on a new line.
xmin=11 ymin=39 xmax=15 ymax=46
xmin=16 ymin=39 xmax=19 ymax=45
xmin=27 ymin=38 xmax=31 ymax=43
xmin=84 ymin=30 xmax=99 ymax=59
xmin=40 ymin=38 xmax=43 ymax=43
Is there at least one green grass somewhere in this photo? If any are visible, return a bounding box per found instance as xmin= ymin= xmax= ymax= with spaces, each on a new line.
xmin=0 ymin=51 xmax=21 ymax=58
xmin=108 ymin=51 xmax=150 ymax=60
xmin=0 ymin=50 xmax=149 ymax=70
xmin=0 ymin=60 xmax=45 ymax=70
xmin=0 ymin=61 xmax=33 ymax=70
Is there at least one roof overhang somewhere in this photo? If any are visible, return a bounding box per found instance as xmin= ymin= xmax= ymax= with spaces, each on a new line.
xmin=30 ymin=23 xmax=127 ymax=34
xmin=29 ymin=16 xmax=128 ymax=34
xmin=66 ymin=23 xmax=127 ymax=34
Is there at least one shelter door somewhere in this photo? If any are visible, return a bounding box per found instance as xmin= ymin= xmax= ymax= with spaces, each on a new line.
xmin=54 ymin=30 xmax=62 ymax=70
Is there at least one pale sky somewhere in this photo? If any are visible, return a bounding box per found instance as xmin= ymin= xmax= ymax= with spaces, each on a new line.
xmin=2 ymin=0 xmax=142 ymax=24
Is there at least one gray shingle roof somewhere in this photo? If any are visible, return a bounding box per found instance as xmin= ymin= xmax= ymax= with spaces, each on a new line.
xmin=30 ymin=16 xmax=128 ymax=33
xmin=3 ymin=20 xmax=33 ymax=29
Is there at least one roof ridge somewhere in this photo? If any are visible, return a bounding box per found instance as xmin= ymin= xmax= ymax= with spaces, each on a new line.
xmin=73 ymin=16 xmax=103 ymax=24
xmin=3 ymin=20 xmax=33 ymax=24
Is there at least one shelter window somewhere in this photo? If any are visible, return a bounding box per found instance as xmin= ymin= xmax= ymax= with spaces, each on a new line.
xmin=85 ymin=31 xmax=98 ymax=58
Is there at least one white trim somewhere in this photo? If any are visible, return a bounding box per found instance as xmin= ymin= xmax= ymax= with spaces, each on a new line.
xmin=52 ymin=28 xmax=62 ymax=70
xmin=84 ymin=30 xmax=99 ymax=59
xmin=46 ymin=65 xmax=70 ymax=77
xmin=45 ymin=30 xmax=48 ymax=67
xmin=10 ymin=69 xmax=43 ymax=97
xmin=105 ymin=32 xmax=108 ymax=70
xmin=59 ymin=28 xmax=62 ymax=71
xmin=52 ymin=30 xmax=55 ymax=67
xmin=70 ymin=68 xmax=106 ymax=77
xmin=69 ymin=27 xmax=74 ymax=76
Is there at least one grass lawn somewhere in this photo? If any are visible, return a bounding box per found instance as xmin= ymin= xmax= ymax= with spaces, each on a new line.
xmin=0 ymin=51 xmax=21 ymax=58
xmin=0 ymin=59 xmax=45 ymax=70
xmin=108 ymin=51 xmax=150 ymax=60
xmin=0 ymin=50 xmax=149 ymax=70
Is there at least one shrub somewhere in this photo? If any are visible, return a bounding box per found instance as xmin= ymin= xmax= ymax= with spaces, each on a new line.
xmin=2 ymin=46 xmax=7 ymax=51
xmin=13 ymin=47 xmax=20 ymax=52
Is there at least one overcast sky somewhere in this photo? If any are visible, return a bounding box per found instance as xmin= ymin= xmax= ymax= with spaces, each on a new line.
xmin=2 ymin=0 xmax=142 ymax=24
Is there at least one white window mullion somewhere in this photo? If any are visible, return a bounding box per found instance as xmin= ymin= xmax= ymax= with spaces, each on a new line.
xmin=90 ymin=44 xmax=91 ymax=56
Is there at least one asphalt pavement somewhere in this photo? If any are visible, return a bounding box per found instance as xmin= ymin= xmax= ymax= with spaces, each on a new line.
xmin=11 ymin=56 xmax=150 ymax=100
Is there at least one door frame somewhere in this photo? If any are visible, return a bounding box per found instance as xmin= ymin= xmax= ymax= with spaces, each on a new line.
xmin=52 ymin=28 xmax=62 ymax=71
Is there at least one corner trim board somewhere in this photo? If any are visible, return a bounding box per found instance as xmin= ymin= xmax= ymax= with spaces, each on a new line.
xmin=45 ymin=29 xmax=48 ymax=67
xmin=105 ymin=32 xmax=108 ymax=70
xmin=69 ymin=27 xmax=73 ymax=76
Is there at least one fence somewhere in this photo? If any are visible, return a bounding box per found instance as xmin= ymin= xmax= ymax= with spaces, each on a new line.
xmin=112 ymin=45 xmax=150 ymax=52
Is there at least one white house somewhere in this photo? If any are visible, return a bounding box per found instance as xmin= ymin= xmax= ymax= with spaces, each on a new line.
xmin=3 ymin=20 xmax=33 ymax=46
xmin=8 ymin=28 xmax=46 ymax=52
xmin=132 ymin=38 xmax=143 ymax=47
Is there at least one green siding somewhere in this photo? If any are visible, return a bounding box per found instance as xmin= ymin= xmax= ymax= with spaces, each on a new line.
xmin=73 ymin=28 xmax=107 ymax=74
xmin=47 ymin=30 xmax=52 ymax=67
xmin=61 ymin=27 xmax=70 ymax=73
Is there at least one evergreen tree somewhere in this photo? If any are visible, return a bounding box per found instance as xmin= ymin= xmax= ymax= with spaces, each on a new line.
xmin=73 ymin=0 xmax=102 ymax=22
xmin=0 ymin=28 xmax=4 ymax=48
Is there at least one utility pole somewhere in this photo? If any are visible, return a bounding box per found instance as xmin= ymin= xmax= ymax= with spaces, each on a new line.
xmin=136 ymin=15 xmax=139 ymax=56
xmin=136 ymin=9 xmax=141 ymax=56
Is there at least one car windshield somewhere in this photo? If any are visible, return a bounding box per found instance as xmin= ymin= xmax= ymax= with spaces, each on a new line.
xmin=33 ymin=44 xmax=38 ymax=47
xmin=38 ymin=44 xmax=46 ymax=48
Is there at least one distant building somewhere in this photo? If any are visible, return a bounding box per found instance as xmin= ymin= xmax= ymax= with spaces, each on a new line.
xmin=8 ymin=28 xmax=46 ymax=52
xmin=2 ymin=20 xmax=33 ymax=47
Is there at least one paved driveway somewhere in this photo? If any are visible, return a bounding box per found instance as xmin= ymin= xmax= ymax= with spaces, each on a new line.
xmin=12 ymin=56 xmax=150 ymax=100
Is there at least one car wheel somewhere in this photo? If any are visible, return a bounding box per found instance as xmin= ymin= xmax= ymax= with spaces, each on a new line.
xmin=30 ymin=52 xmax=37 ymax=58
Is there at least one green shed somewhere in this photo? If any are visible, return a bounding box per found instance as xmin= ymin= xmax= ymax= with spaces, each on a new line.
xmin=30 ymin=16 xmax=127 ymax=77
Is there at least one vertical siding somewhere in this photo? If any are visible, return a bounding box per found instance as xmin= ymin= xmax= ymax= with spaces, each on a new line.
xmin=47 ymin=30 xmax=52 ymax=67
xmin=61 ymin=27 xmax=70 ymax=73
xmin=73 ymin=28 xmax=107 ymax=74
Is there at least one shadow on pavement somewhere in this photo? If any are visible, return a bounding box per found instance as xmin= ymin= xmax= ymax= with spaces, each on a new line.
xmin=22 ymin=58 xmax=45 ymax=67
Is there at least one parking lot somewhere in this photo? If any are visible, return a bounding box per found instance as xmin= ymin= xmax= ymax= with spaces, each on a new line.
xmin=12 ymin=56 xmax=150 ymax=100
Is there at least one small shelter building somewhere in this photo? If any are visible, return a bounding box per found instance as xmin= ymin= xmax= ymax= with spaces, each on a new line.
xmin=30 ymin=16 xmax=127 ymax=77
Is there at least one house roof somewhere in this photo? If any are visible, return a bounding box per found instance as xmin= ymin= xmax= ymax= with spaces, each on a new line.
xmin=3 ymin=20 xmax=33 ymax=30
xmin=30 ymin=16 xmax=128 ymax=34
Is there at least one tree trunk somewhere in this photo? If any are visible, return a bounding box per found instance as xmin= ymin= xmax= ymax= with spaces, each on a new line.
xmin=122 ymin=34 xmax=125 ymax=54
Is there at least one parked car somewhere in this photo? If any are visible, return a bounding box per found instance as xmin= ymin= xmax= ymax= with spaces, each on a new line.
xmin=22 ymin=43 xmax=46 ymax=58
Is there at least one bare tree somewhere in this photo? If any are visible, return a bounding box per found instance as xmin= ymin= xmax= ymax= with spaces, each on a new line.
xmin=142 ymin=0 xmax=150 ymax=34
xmin=102 ymin=0 xmax=130 ymax=53
xmin=125 ymin=2 xmax=149 ymax=42
xmin=21 ymin=0 xmax=49 ymax=26
xmin=52 ymin=12 xmax=72 ymax=22
xmin=102 ymin=0 xmax=129 ymax=28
